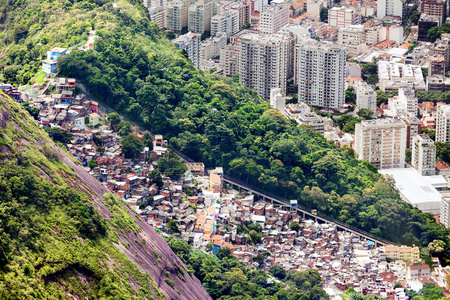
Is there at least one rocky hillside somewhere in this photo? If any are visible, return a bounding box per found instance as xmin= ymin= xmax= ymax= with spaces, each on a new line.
xmin=0 ymin=91 xmax=210 ymax=299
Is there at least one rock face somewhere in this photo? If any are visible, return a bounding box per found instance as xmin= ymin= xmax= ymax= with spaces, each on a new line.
xmin=60 ymin=151 xmax=211 ymax=300
xmin=0 ymin=92 xmax=211 ymax=300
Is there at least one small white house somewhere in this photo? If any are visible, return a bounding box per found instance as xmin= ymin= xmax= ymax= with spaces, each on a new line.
xmin=74 ymin=117 xmax=85 ymax=130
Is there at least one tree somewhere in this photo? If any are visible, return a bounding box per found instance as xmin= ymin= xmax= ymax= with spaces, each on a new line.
xmin=167 ymin=219 xmax=181 ymax=233
xmin=141 ymin=132 xmax=154 ymax=150
xmin=157 ymin=148 xmax=188 ymax=178
xmin=108 ymin=113 xmax=121 ymax=127
xmin=249 ymin=230 xmax=262 ymax=244
xmin=405 ymin=148 xmax=412 ymax=164
xmin=88 ymin=159 xmax=97 ymax=169
xmin=436 ymin=142 xmax=450 ymax=163
xmin=357 ymin=109 xmax=373 ymax=120
xmin=45 ymin=127 xmax=73 ymax=143
xmin=428 ymin=239 xmax=446 ymax=256
xmin=165 ymin=31 xmax=176 ymax=40
xmin=290 ymin=221 xmax=300 ymax=232
xmin=320 ymin=7 xmax=328 ymax=22
xmin=121 ymin=134 xmax=144 ymax=159
xmin=269 ymin=265 xmax=287 ymax=280
xmin=117 ymin=121 xmax=132 ymax=136
xmin=215 ymin=247 xmax=232 ymax=260
xmin=345 ymin=87 xmax=356 ymax=104
xmin=241 ymin=22 xmax=250 ymax=29
xmin=148 ymin=169 xmax=164 ymax=188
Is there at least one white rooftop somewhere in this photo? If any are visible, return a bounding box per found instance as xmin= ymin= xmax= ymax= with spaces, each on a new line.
xmin=379 ymin=168 xmax=442 ymax=215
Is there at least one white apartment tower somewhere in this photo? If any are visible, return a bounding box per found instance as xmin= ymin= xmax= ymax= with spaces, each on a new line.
xmin=377 ymin=0 xmax=403 ymax=18
xmin=188 ymin=0 xmax=214 ymax=34
xmin=172 ymin=32 xmax=202 ymax=68
xmin=354 ymin=81 xmax=376 ymax=116
xmin=441 ymin=196 xmax=450 ymax=228
xmin=354 ymin=118 xmax=407 ymax=170
xmin=240 ymin=33 xmax=294 ymax=100
xmin=436 ymin=104 xmax=450 ymax=143
xmin=165 ymin=0 xmax=188 ymax=33
xmin=298 ymin=41 xmax=346 ymax=109
xmin=412 ymin=134 xmax=436 ymax=176
xmin=260 ymin=4 xmax=290 ymax=34
xmin=211 ymin=11 xmax=239 ymax=37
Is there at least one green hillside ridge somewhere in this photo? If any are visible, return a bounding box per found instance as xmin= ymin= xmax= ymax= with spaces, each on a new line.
xmin=0 ymin=91 xmax=215 ymax=299
xmin=1 ymin=0 xmax=450 ymax=264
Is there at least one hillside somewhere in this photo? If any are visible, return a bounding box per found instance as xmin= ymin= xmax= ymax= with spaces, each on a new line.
xmin=1 ymin=0 xmax=450 ymax=262
xmin=0 ymin=92 xmax=211 ymax=299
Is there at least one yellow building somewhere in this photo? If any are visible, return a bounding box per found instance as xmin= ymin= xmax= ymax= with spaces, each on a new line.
xmin=383 ymin=245 xmax=420 ymax=262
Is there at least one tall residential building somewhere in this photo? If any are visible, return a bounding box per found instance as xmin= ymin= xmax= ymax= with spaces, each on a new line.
xmin=149 ymin=6 xmax=165 ymax=29
xmin=260 ymin=4 xmax=290 ymax=34
xmin=220 ymin=44 xmax=240 ymax=77
xmin=377 ymin=0 xmax=403 ymax=18
xmin=435 ymin=42 xmax=450 ymax=70
xmin=337 ymin=25 xmax=367 ymax=56
xmin=188 ymin=0 xmax=214 ymax=34
xmin=422 ymin=0 xmax=447 ymax=23
xmin=429 ymin=56 xmax=446 ymax=76
xmin=354 ymin=81 xmax=376 ymax=116
xmin=297 ymin=41 xmax=346 ymax=109
xmin=200 ymin=32 xmax=227 ymax=60
xmin=354 ymin=118 xmax=407 ymax=170
xmin=240 ymin=33 xmax=294 ymax=99
xmin=328 ymin=7 xmax=358 ymax=28
xmin=172 ymin=32 xmax=202 ymax=68
xmin=307 ymin=0 xmax=323 ymax=17
xmin=230 ymin=0 xmax=251 ymax=28
xmin=412 ymin=134 xmax=436 ymax=176
xmin=436 ymin=104 xmax=450 ymax=143
xmin=211 ymin=11 xmax=240 ymax=36
xmin=165 ymin=0 xmax=188 ymax=33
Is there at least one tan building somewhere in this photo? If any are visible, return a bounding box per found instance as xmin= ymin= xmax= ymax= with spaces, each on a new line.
xmin=435 ymin=42 xmax=450 ymax=70
xmin=382 ymin=245 xmax=420 ymax=262
xmin=260 ymin=3 xmax=290 ymax=34
xmin=220 ymin=44 xmax=240 ymax=77
xmin=354 ymin=118 xmax=407 ymax=169
xmin=240 ymin=33 xmax=294 ymax=99
xmin=230 ymin=0 xmax=251 ymax=28
xmin=328 ymin=7 xmax=358 ymax=28
xmin=165 ymin=0 xmax=188 ymax=33
xmin=412 ymin=134 xmax=436 ymax=176
xmin=338 ymin=25 xmax=367 ymax=56
xmin=429 ymin=56 xmax=446 ymax=76
xmin=149 ymin=6 xmax=165 ymax=29
xmin=200 ymin=32 xmax=227 ymax=60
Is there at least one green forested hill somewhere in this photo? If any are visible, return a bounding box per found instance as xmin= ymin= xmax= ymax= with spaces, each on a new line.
xmin=1 ymin=0 xmax=450 ymax=264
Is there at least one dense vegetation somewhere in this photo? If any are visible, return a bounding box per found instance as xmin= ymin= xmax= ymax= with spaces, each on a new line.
xmin=164 ymin=235 xmax=329 ymax=300
xmin=0 ymin=93 xmax=165 ymax=298
xmin=2 ymin=0 xmax=450 ymax=265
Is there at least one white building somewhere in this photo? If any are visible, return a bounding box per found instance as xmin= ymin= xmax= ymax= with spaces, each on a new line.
xmin=211 ymin=11 xmax=239 ymax=37
xmin=200 ymin=32 xmax=227 ymax=60
xmin=387 ymin=88 xmax=418 ymax=116
xmin=240 ymin=33 xmax=294 ymax=99
xmin=354 ymin=118 xmax=406 ymax=170
xmin=436 ymin=104 xmax=450 ymax=143
xmin=270 ymin=88 xmax=286 ymax=114
xmin=260 ymin=3 xmax=290 ymax=34
xmin=379 ymin=168 xmax=442 ymax=215
xmin=412 ymin=134 xmax=436 ymax=176
xmin=338 ymin=25 xmax=367 ymax=56
xmin=73 ymin=117 xmax=85 ymax=130
xmin=285 ymin=103 xmax=329 ymax=133
xmin=307 ymin=0 xmax=323 ymax=17
xmin=328 ymin=7 xmax=358 ymax=28
xmin=378 ymin=61 xmax=425 ymax=92
xmin=354 ymin=81 xmax=376 ymax=116
xmin=172 ymin=32 xmax=202 ymax=68
xmin=298 ymin=40 xmax=346 ymax=109
xmin=377 ymin=0 xmax=403 ymax=18
xmin=165 ymin=0 xmax=188 ymax=33
xmin=441 ymin=195 xmax=450 ymax=228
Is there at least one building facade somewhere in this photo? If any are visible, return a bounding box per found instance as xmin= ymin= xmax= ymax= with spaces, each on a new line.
xmin=165 ymin=0 xmax=188 ymax=33
xmin=436 ymin=104 xmax=450 ymax=143
xmin=220 ymin=44 xmax=240 ymax=77
xmin=211 ymin=11 xmax=240 ymax=36
xmin=354 ymin=81 xmax=376 ymax=116
xmin=240 ymin=33 xmax=294 ymax=99
xmin=337 ymin=25 xmax=367 ymax=56
xmin=188 ymin=0 xmax=214 ymax=34
xmin=354 ymin=118 xmax=407 ymax=170
xmin=377 ymin=0 xmax=403 ymax=18
xmin=260 ymin=4 xmax=290 ymax=34
xmin=297 ymin=41 xmax=346 ymax=109
xmin=412 ymin=134 xmax=436 ymax=176
xmin=328 ymin=7 xmax=358 ymax=28
xmin=172 ymin=32 xmax=202 ymax=68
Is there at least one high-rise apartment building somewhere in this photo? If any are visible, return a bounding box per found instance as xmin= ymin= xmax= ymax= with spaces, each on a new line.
xmin=149 ymin=6 xmax=165 ymax=29
xmin=436 ymin=104 xmax=450 ymax=143
xmin=422 ymin=0 xmax=447 ymax=23
xmin=230 ymin=0 xmax=251 ymax=28
xmin=239 ymin=33 xmax=294 ymax=99
xmin=211 ymin=11 xmax=240 ymax=36
xmin=435 ymin=42 xmax=450 ymax=70
xmin=354 ymin=118 xmax=407 ymax=170
xmin=307 ymin=0 xmax=323 ymax=17
xmin=220 ymin=44 xmax=240 ymax=77
xmin=165 ymin=0 xmax=188 ymax=33
xmin=188 ymin=0 xmax=214 ymax=34
xmin=200 ymin=32 xmax=227 ymax=60
xmin=377 ymin=0 xmax=403 ymax=18
xmin=260 ymin=4 xmax=290 ymax=34
xmin=297 ymin=41 xmax=346 ymax=109
xmin=328 ymin=7 xmax=358 ymax=28
xmin=354 ymin=81 xmax=376 ymax=116
xmin=172 ymin=32 xmax=201 ymax=68
xmin=412 ymin=134 xmax=436 ymax=176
